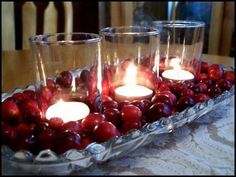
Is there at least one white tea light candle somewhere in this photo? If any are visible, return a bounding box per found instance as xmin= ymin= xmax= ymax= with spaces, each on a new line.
xmin=114 ymin=63 xmax=153 ymax=102
xmin=46 ymin=100 xmax=90 ymax=122
xmin=162 ymin=58 xmax=194 ymax=81
xmin=115 ymin=85 xmax=153 ymax=102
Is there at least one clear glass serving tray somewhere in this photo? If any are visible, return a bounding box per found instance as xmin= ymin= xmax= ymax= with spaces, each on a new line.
xmin=1 ymin=68 xmax=235 ymax=175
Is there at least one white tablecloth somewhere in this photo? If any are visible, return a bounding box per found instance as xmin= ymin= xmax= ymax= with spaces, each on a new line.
xmin=2 ymin=98 xmax=234 ymax=175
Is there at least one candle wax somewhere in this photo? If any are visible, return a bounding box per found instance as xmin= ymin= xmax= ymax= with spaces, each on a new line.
xmin=46 ymin=101 xmax=90 ymax=123
xmin=162 ymin=69 xmax=194 ymax=81
xmin=115 ymin=85 xmax=153 ymax=102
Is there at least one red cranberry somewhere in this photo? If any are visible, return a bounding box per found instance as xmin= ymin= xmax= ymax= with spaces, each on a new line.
xmin=75 ymin=76 xmax=82 ymax=87
xmin=87 ymin=76 xmax=98 ymax=96
xmin=131 ymin=100 xmax=151 ymax=114
xmin=93 ymin=121 xmax=120 ymax=143
xmin=55 ymin=130 xmax=81 ymax=154
xmin=104 ymin=108 xmax=122 ymax=129
xmin=207 ymin=86 xmax=222 ymax=98
xmin=81 ymin=113 xmax=105 ymax=133
xmin=183 ymin=81 xmax=195 ymax=89
xmin=102 ymin=79 xmax=110 ymax=96
xmin=79 ymin=135 xmax=93 ymax=149
xmin=178 ymin=88 xmax=194 ymax=98
xmin=89 ymin=65 xmax=98 ymax=76
xmin=15 ymin=134 xmax=36 ymax=152
xmin=223 ymin=71 xmax=235 ymax=84
xmin=170 ymin=82 xmax=186 ymax=97
xmin=209 ymin=64 xmax=222 ymax=69
xmin=118 ymin=101 xmax=131 ymax=110
xmin=193 ymin=83 xmax=208 ymax=93
xmin=158 ymin=80 xmax=173 ymax=90
xmin=215 ymin=79 xmax=233 ymax=92
xmin=61 ymin=121 xmax=83 ymax=135
xmin=23 ymin=90 xmax=37 ymax=100
xmin=147 ymin=102 xmax=172 ymax=122
xmin=151 ymin=94 xmax=174 ymax=107
xmin=80 ymin=69 xmax=91 ymax=83
xmin=156 ymin=83 xmax=171 ymax=93
xmin=33 ymin=122 xmax=49 ymax=136
xmin=2 ymin=100 xmax=21 ymax=125
xmin=49 ymin=117 xmax=64 ymax=130
xmin=16 ymin=123 xmax=34 ymax=138
xmin=56 ymin=71 xmax=73 ymax=88
xmin=194 ymin=93 xmax=210 ymax=103
xmin=101 ymin=95 xmax=113 ymax=103
xmin=102 ymin=100 xmax=119 ymax=111
xmin=103 ymin=67 xmax=113 ymax=85
xmin=121 ymin=121 xmax=142 ymax=134
xmin=46 ymin=79 xmax=56 ymax=91
xmin=5 ymin=97 xmax=19 ymax=104
xmin=12 ymin=93 xmax=30 ymax=103
xmin=38 ymin=86 xmax=52 ymax=102
xmin=1 ymin=125 xmax=17 ymax=148
xmin=20 ymin=99 xmax=44 ymax=123
xmin=156 ymin=91 xmax=177 ymax=104
xmin=51 ymin=85 xmax=63 ymax=96
xmin=37 ymin=97 xmax=49 ymax=114
xmin=199 ymin=78 xmax=213 ymax=88
xmin=208 ymin=64 xmax=224 ymax=81
xmin=196 ymin=73 xmax=208 ymax=82
xmin=121 ymin=104 xmax=142 ymax=122
xmin=176 ymin=95 xmax=196 ymax=112
xmin=38 ymin=128 xmax=56 ymax=150
xmin=201 ymin=61 xmax=209 ymax=73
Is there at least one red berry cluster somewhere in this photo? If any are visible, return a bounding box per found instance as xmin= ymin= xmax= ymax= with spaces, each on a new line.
xmin=1 ymin=69 xmax=98 ymax=155
xmin=1 ymin=60 xmax=234 ymax=155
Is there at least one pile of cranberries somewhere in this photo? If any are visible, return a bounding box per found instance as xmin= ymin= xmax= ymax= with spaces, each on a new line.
xmin=1 ymin=59 xmax=234 ymax=155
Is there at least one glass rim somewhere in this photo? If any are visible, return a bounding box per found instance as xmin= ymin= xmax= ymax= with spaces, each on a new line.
xmin=100 ymin=26 xmax=160 ymax=36
xmin=29 ymin=32 xmax=102 ymax=45
xmin=152 ymin=20 xmax=205 ymax=28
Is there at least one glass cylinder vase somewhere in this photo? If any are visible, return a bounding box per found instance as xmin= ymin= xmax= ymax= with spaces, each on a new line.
xmin=100 ymin=26 xmax=160 ymax=102
xmin=29 ymin=33 xmax=102 ymax=120
xmin=152 ymin=21 xmax=205 ymax=82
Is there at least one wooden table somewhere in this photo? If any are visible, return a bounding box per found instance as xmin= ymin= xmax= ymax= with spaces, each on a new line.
xmin=2 ymin=50 xmax=234 ymax=93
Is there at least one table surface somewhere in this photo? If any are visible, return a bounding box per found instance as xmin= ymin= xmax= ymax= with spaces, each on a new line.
xmin=1 ymin=50 xmax=235 ymax=93
xmin=1 ymin=50 xmax=235 ymax=175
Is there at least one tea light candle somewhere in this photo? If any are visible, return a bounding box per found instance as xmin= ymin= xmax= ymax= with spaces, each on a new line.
xmin=114 ymin=63 xmax=153 ymax=102
xmin=162 ymin=58 xmax=194 ymax=81
xmin=115 ymin=85 xmax=153 ymax=102
xmin=46 ymin=100 xmax=90 ymax=123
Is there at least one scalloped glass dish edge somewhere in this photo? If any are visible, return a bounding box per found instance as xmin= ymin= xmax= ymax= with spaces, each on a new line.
xmin=1 ymin=68 xmax=235 ymax=175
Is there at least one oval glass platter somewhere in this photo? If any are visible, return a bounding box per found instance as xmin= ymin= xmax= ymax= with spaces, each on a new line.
xmin=1 ymin=67 xmax=235 ymax=175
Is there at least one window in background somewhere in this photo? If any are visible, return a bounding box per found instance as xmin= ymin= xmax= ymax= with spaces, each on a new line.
xmin=131 ymin=2 xmax=212 ymax=54
xmin=109 ymin=1 xmax=234 ymax=57
xmin=176 ymin=2 xmax=212 ymax=54
xmin=133 ymin=2 xmax=168 ymax=27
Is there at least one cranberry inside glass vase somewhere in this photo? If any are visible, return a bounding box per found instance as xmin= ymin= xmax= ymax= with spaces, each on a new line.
xmin=152 ymin=21 xmax=205 ymax=82
xmin=29 ymin=33 xmax=102 ymax=121
xmin=100 ymin=26 xmax=160 ymax=102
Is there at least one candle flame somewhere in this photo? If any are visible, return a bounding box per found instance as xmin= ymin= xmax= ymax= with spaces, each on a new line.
xmin=124 ymin=63 xmax=137 ymax=86
xmin=71 ymin=75 xmax=76 ymax=92
xmin=170 ymin=57 xmax=181 ymax=70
